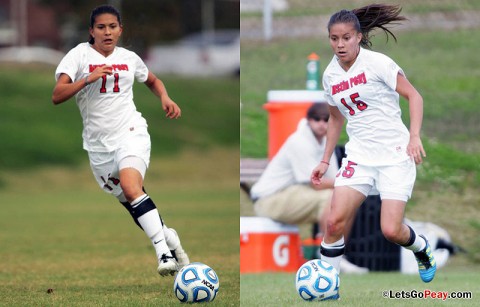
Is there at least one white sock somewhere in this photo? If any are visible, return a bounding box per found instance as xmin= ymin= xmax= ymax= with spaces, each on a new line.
xmin=402 ymin=225 xmax=426 ymax=252
xmin=320 ymin=237 xmax=345 ymax=273
xmin=132 ymin=195 xmax=172 ymax=261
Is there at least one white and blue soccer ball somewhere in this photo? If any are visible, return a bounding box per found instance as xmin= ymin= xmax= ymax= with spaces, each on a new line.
xmin=295 ymin=259 xmax=340 ymax=301
xmin=173 ymin=262 xmax=219 ymax=303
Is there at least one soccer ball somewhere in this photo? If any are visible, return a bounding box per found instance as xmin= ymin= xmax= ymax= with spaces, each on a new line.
xmin=173 ymin=262 xmax=219 ymax=303
xmin=295 ymin=259 xmax=340 ymax=301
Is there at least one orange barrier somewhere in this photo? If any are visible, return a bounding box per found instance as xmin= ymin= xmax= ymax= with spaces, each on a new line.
xmin=240 ymin=217 xmax=305 ymax=273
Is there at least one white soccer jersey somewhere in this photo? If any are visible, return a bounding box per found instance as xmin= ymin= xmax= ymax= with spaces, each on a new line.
xmin=55 ymin=42 xmax=149 ymax=152
xmin=323 ymin=47 xmax=410 ymax=166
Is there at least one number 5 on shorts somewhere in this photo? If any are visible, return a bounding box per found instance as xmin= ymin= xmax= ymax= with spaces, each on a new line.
xmin=342 ymin=161 xmax=358 ymax=178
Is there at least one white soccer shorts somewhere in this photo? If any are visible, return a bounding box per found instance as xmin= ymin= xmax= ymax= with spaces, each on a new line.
xmin=88 ymin=126 xmax=151 ymax=199
xmin=334 ymin=158 xmax=416 ymax=202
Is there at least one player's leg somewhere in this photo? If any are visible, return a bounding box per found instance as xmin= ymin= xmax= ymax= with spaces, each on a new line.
xmin=378 ymin=161 xmax=436 ymax=282
xmin=118 ymin=127 xmax=189 ymax=273
xmin=320 ymin=201 xmax=368 ymax=274
xmin=119 ymin=158 xmax=179 ymax=276
xmin=117 ymin=191 xmax=189 ymax=268
xmin=379 ymin=199 xmax=411 ymax=244
xmin=88 ymin=149 xmax=185 ymax=275
xmin=322 ymin=159 xmax=374 ymax=273
xmin=118 ymin=196 xmax=143 ymax=230
xmin=380 ymin=199 xmax=436 ymax=282
xmin=320 ymin=186 xmax=365 ymax=272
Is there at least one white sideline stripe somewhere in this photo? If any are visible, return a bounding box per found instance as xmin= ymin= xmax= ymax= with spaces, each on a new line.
xmin=240 ymin=217 xmax=299 ymax=234
xmin=267 ymin=90 xmax=326 ymax=102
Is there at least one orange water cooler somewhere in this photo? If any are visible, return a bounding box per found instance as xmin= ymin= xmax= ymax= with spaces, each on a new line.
xmin=240 ymin=217 xmax=305 ymax=273
xmin=263 ymin=90 xmax=326 ymax=159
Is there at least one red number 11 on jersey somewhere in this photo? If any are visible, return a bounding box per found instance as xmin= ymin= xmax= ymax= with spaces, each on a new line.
xmin=100 ymin=73 xmax=120 ymax=93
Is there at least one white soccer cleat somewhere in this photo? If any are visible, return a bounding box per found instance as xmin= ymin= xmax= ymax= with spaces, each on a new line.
xmin=169 ymin=228 xmax=190 ymax=269
xmin=157 ymin=254 xmax=179 ymax=277
xmin=173 ymin=246 xmax=190 ymax=269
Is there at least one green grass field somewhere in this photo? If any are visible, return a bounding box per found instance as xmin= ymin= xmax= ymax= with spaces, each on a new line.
xmin=241 ymin=265 xmax=478 ymax=306
xmin=0 ymin=64 xmax=239 ymax=306
xmin=0 ymin=150 xmax=239 ymax=306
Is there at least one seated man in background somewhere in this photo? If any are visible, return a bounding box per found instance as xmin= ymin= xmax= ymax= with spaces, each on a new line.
xmin=250 ymin=102 xmax=367 ymax=273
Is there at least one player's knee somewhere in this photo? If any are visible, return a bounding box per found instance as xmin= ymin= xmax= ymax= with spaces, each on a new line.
xmin=382 ymin=224 xmax=402 ymax=243
xmin=120 ymin=183 xmax=143 ymax=203
xmin=326 ymin=217 xmax=344 ymax=237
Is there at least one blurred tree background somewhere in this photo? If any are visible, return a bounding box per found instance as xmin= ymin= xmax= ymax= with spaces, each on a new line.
xmin=36 ymin=0 xmax=239 ymax=55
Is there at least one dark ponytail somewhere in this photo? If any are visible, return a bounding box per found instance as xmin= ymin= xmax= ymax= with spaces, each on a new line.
xmin=328 ymin=4 xmax=407 ymax=48
xmin=88 ymin=5 xmax=122 ymax=45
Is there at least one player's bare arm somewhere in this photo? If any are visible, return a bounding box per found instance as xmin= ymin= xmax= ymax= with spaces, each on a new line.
xmin=311 ymin=177 xmax=335 ymax=190
xmin=144 ymin=71 xmax=181 ymax=119
xmin=311 ymin=106 xmax=344 ymax=185
xmin=396 ymin=73 xmax=426 ymax=164
xmin=52 ymin=74 xmax=82 ymax=105
xmin=52 ymin=65 xmax=113 ymax=105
